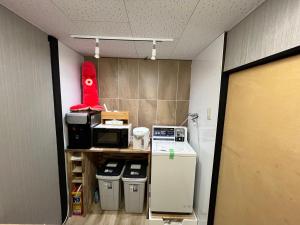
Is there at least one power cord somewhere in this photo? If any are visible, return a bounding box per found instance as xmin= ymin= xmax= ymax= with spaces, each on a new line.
xmin=180 ymin=113 xmax=200 ymax=152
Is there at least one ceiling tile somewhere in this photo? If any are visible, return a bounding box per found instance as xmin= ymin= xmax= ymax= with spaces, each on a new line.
xmin=71 ymin=21 xmax=132 ymax=36
xmin=51 ymin=0 xmax=128 ymax=22
xmin=187 ymin=0 xmax=264 ymax=30
xmin=60 ymin=37 xmax=94 ymax=56
xmin=125 ymin=0 xmax=199 ymax=38
xmin=0 ymin=0 xmax=74 ymax=36
xmin=173 ymin=0 xmax=265 ymax=59
xmin=99 ymin=40 xmax=138 ymax=58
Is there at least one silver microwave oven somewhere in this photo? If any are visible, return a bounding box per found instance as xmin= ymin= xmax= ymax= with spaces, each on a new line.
xmin=92 ymin=124 xmax=132 ymax=148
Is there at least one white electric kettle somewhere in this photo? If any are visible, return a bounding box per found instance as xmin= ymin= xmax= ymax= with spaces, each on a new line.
xmin=132 ymin=127 xmax=150 ymax=150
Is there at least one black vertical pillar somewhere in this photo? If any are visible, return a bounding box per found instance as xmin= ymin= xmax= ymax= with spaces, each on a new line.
xmin=48 ymin=35 xmax=68 ymax=222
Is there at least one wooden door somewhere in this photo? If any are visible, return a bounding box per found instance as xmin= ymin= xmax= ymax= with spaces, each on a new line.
xmin=214 ymin=54 xmax=300 ymax=225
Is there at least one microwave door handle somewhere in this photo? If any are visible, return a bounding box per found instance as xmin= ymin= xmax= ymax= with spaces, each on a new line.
xmin=117 ymin=129 xmax=122 ymax=146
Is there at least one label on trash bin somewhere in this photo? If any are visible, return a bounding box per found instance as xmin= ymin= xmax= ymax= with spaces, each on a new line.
xmin=130 ymin=184 xmax=138 ymax=192
xmin=130 ymin=171 xmax=140 ymax=176
xmin=131 ymin=164 xmax=141 ymax=169
xmin=169 ymin=148 xmax=174 ymax=159
xmin=104 ymin=169 xmax=113 ymax=173
xmin=107 ymin=163 xmax=117 ymax=168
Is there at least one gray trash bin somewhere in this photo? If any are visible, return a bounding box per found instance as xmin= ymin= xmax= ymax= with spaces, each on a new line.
xmin=96 ymin=160 xmax=125 ymax=210
xmin=122 ymin=161 xmax=147 ymax=213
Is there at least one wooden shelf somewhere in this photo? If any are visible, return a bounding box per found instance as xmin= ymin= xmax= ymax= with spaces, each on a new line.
xmin=72 ymin=166 xmax=83 ymax=173
xmin=66 ymin=145 xmax=151 ymax=154
xmin=72 ymin=177 xmax=83 ymax=183
xmin=70 ymin=156 xmax=82 ymax=161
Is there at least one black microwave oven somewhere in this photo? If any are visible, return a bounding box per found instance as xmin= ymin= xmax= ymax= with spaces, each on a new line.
xmin=92 ymin=124 xmax=132 ymax=148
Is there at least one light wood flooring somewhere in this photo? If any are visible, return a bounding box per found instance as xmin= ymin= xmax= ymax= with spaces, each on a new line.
xmin=66 ymin=204 xmax=147 ymax=225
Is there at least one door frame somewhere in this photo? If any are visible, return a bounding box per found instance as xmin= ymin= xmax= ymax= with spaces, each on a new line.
xmin=207 ymin=44 xmax=300 ymax=225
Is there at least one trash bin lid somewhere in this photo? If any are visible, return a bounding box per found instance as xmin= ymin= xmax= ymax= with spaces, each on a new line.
xmin=97 ymin=160 xmax=125 ymax=177
xmin=122 ymin=160 xmax=147 ymax=179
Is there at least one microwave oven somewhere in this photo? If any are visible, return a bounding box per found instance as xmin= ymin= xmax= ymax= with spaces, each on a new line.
xmin=92 ymin=124 xmax=132 ymax=148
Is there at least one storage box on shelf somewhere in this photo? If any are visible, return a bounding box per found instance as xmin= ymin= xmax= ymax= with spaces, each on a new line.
xmin=101 ymin=111 xmax=129 ymax=124
xmin=71 ymin=185 xmax=83 ymax=216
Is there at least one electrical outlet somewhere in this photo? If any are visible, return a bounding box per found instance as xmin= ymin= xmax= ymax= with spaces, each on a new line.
xmin=207 ymin=108 xmax=212 ymax=120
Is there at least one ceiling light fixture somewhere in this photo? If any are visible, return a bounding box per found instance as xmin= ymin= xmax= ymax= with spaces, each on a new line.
xmin=94 ymin=38 xmax=100 ymax=59
xmin=151 ymin=40 xmax=156 ymax=60
xmin=71 ymin=35 xmax=174 ymax=60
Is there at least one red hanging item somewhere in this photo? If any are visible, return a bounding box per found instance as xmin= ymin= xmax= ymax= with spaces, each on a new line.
xmin=70 ymin=61 xmax=104 ymax=111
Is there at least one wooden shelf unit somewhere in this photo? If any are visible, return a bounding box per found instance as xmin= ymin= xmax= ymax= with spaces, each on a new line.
xmin=65 ymin=146 xmax=151 ymax=217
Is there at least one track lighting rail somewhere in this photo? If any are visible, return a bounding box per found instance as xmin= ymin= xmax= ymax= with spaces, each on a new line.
xmin=70 ymin=35 xmax=174 ymax=42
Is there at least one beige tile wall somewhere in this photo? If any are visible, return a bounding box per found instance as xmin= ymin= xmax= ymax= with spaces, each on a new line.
xmin=84 ymin=57 xmax=191 ymax=131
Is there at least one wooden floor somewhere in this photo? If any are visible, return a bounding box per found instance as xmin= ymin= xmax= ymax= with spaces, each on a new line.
xmin=66 ymin=204 xmax=148 ymax=225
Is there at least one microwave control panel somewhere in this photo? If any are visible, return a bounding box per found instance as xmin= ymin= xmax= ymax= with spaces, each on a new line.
xmin=152 ymin=126 xmax=187 ymax=142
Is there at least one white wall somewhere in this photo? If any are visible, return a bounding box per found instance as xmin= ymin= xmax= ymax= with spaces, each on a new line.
xmin=188 ymin=34 xmax=225 ymax=225
xmin=58 ymin=42 xmax=83 ymax=147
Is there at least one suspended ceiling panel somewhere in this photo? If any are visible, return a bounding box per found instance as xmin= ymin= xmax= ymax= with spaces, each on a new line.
xmin=70 ymin=21 xmax=132 ymax=36
xmin=125 ymin=0 xmax=199 ymax=38
xmin=0 ymin=0 xmax=265 ymax=59
xmin=52 ymin=0 xmax=128 ymax=22
xmin=173 ymin=0 xmax=266 ymax=59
